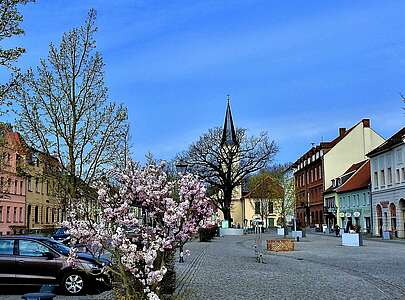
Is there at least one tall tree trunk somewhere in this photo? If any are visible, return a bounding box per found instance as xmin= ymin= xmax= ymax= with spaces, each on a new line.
xmin=223 ymin=186 xmax=232 ymax=228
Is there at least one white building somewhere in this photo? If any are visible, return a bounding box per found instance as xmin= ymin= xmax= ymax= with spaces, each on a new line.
xmin=368 ymin=128 xmax=405 ymax=238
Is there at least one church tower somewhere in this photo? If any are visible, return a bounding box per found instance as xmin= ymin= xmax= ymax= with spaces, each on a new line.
xmin=219 ymin=96 xmax=244 ymax=227
xmin=221 ymin=96 xmax=239 ymax=147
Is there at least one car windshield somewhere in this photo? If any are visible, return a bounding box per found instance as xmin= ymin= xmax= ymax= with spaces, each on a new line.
xmin=42 ymin=239 xmax=71 ymax=255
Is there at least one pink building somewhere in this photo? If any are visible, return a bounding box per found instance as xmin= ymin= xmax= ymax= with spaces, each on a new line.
xmin=0 ymin=125 xmax=26 ymax=235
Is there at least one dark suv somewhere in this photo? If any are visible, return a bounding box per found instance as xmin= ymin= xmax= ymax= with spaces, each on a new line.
xmin=0 ymin=236 xmax=110 ymax=295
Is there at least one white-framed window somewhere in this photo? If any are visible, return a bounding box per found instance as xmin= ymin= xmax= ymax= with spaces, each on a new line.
xmin=374 ymin=172 xmax=379 ymax=188
xmin=381 ymin=170 xmax=385 ymax=186
xmin=397 ymin=149 xmax=403 ymax=164
xmin=387 ymin=168 xmax=392 ymax=185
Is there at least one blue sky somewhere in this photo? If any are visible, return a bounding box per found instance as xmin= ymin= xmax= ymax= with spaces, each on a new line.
xmin=5 ymin=0 xmax=405 ymax=163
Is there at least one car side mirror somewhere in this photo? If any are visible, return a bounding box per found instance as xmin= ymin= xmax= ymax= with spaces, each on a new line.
xmin=43 ymin=251 xmax=55 ymax=260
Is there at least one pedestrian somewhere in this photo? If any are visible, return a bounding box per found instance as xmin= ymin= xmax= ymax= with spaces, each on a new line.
xmin=335 ymin=224 xmax=340 ymax=237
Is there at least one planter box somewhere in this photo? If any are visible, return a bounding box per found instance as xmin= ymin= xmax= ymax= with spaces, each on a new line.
xmin=382 ymin=231 xmax=391 ymax=240
xmin=277 ymin=228 xmax=285 ymax=236
xmin=342 ymin=233 xmax=363 ymax=247
xmin=292 ymin=231 xmax=303 ymax=239
xmin=219 ymin=228 xmax=244 ymax=236
xmin=267 ymin=239 xmax=294 ymax=252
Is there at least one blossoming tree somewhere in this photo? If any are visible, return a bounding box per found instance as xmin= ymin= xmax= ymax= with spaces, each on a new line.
xmin=64 ymin=162 xmax=214 ymax=300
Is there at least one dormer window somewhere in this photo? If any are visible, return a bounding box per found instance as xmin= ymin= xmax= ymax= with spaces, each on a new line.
xmin=332 ymin=179 xmax=335 ymax=187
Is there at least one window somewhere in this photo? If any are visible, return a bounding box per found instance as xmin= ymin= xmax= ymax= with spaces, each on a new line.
xmin=35 ymin=178 xmax=39 ymax=193
xmin=357 ymin=195 xmax=360 ymax=207
xmin=34 ymin=206 xmax=39 ymax=224
xmin=374 ymin=172 xmax=379 ymax=188
xmin=19 ymin=240 xmax=49 ymax=257
xmin=363 ymin=193 xmax=367 ymax=206
xmin=46 ymin=207 xmax=49 ymax=224
xmin=7 ymin=178 xmax=11 ymax=192
xmin=397 ymin=169 xmax=401 ymax=183
xmin=14 ymin=180 xmax=17 ymax=194
xmin=0 ymin=240 xmax=14 ymax=255
xmin=13 ymin=207 xmax=17 ymax=223
xmin=268 ymin=202 xmax=274 ymax=214
xmin=6 ymin=207 xmax=10 ymax=223
xmin=0 ymin=206 xmax=2 ymax=222
xmin=397 ymin=149 xmax=402 ymax=163
xmin=254 ymin=202 xmax=261 ymax=215
xmin=387 ymin=168 xmax=392 ymax=185
xmin=46 ymin=180 xmax=49 ymax=195
xmin=381 ymin=170 xmax=385 ymax=186
xmin=20 ymin=181 xmax=23 ymax=195
xmin=19 ymin=207 xmax=23 ymax=223
xmin=402 ymin=168 xmax=405 ymax=182
xmin=27 ymin=177 xmax=32 ymax=191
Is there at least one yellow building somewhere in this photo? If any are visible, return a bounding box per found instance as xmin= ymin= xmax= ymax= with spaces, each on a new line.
xmin=24 ymin=149 xmax=63 ymax=233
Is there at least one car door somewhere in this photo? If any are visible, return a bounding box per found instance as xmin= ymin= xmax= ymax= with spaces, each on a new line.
xmin=15 ymin=239 xmax=60 ymax=285
xmin=0 ymin=239 xmax=16 ymax=284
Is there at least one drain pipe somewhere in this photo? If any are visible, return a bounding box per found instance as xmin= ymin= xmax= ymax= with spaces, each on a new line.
xmin=369 ymin=183 xmax=373 ymax=237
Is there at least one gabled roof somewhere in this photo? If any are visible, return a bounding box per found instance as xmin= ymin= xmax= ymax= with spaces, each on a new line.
xmin=367 ymin=127 xmax=405 ymax=157
xmin=337 ymin=160 xmax=370 ymax=193
xmin=292 ymin=119 xmax=370 ymax=167
xmin=221 ymin=97 xmax=238 ymax=146
xmin=324 ymin=160 xmax=368 ymax=194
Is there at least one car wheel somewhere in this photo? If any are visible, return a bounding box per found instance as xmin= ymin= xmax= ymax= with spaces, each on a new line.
xmin=62 ymin=272 xmax=86 ymax=295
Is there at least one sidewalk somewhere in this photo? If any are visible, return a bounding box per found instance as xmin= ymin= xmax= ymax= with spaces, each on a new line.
xmin=308 ymin=231 xmax=405 ymax=244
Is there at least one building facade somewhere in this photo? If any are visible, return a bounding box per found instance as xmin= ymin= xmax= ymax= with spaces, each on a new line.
xmin=0 ymin=125 xmax=26 ymax=235
xmin=325 ymin=160 xmax=372 ymax=233
xmin=293 ymin=119 xmax=384 ymax=227
xmin=368 ymin=128 xmax=405 ymax=238
xmin=24 ymin=149 xmax=63 ymax=233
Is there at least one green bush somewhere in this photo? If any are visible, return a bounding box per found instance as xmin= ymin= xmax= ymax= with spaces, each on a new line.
xmin=198 ymin=225 xmax=218 ymax=242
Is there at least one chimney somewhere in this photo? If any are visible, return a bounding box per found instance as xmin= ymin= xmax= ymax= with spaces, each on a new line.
xmin=339 ymin=128 xmax=346 ymax=136
xmin=362 ymin=119 xmax=370 ymax=128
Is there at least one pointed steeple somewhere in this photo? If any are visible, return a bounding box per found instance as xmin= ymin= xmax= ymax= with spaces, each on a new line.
xmin=221 ymin=95 xmax=238 ymax=146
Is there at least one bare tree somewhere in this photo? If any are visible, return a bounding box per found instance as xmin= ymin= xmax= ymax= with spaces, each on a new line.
xmin=179 ymin=127 xmax=278 ymax=225
xmin=0 ymin=0 xmax=33 ymax=113
xmin=14 ymin=9 xmax=129 ymax=208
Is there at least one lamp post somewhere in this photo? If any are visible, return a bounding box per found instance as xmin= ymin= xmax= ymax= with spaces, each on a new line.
xmin=176 ymin=159 xmax=188 ymax=263
xmin=175 ymin=159 xmax=188 ymax=175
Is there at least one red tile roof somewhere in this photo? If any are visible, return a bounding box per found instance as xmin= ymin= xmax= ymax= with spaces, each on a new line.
xmin=336 ymin=160 xmax=370 ymax=193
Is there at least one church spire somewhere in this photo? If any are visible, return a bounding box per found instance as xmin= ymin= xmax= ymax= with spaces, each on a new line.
xmin=221 ymin=95 xmax=238 ymax=146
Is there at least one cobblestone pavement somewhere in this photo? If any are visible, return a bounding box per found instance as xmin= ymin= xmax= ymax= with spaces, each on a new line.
xmin=175 ymin=233 xmax=405 ymax=300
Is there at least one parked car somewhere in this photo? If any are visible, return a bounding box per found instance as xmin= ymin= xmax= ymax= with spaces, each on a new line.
xmin=0 ymin=236 xmax=111 ymax=295
xmin=51 ymin=227 xmax=71 ymax=245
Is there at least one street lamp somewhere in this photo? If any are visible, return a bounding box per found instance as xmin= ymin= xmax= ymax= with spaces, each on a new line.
xmin=175 ymin=159 xmax=188 ymax=263
xmin=175 ymin=159 xmax=188 ymax=175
